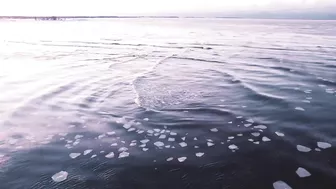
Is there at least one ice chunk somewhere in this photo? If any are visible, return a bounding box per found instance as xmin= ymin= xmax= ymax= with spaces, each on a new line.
xmin=228 ymin=144 xmax=238 ymax=150
xmin=251 ymin=132 xmax=260 ymax=137
xmin=244 ymin=124 xmax=252 ymax=127
xmin=139 ymin=144 xmax=146 ymax=147
xmin=69 ymin=153 xmax=81 ymax=159
xmin=237 ymin=134 xmax=243 ymax=136
xmin=143 ymin=118 xmax=149 ymax=121
xmin=118 ymin=147 xmax=128 ymax=152
xmin=107 ymin=131 xmax=115 ymax=135
xmin=196 ymin=152 xmax=204 ymax=157
xmin=154 ymin=141 xmax=164 ymax=147
xmin=273 ymin=181 xmax=292 ymax=189
xmin=297 ymin=145 xmax=311 ymax=152
xmin=130 ymin=143 xmax=136 ymax=146
xmin=138 ymin=130 xmax=144 ymax=134
xmin=254 ymin=125 xmax=267 ymax=129
xmin=75 ymin=135 xmax=83 ymax=139
xmin=118 ymin=151 xmax=130 ymax=158
xmin=111 ymin=143 xmax=118 ymax=146
xmin=295 ymin=107 xmax=305 ymax=111
xmin=142 ymin=148 xmax=148 ymax=151
xmin=179 ymin=142 xmax=187 ymax=147
xmin=105 ymin=152 xmax=115 ymax=158
xmin=147 ymin=130 xmax=154 ymax=134
xmin=168 ymin=138 xmax=175 ymax=142
xmin=181 ymin=137 xmax=186 ymax=141
xmin=84 ymin=149 xmax=93 ymax=155
xmin=165 ymin=145 xmax=171 ymax=148
xmin=296 ymin=167 xmax=311 ymax=178
xmin=207 ymin=142 xmax=214 ymax=147
xmin=128 ymin=128 xmax=136 ymax=132
xmin=52 ymin=171 xmax=68 ymax=182
xmin=98 ymin=134 xmax=105 ymax=139
xmin=228 ymin=136 xmax=234 ymax=139
xmin=167 ymin=157 xmax=173 ymax=161
xmin=254 ymin=142 xmax=260 ymax=144
xmin=248 ymin=139 xmax=254 ymax=142
xmin=275 ymin=132 xmax=285 ymax=137
xmin=262 ymin=137 xmax=271 ymax=142
xmin=317 ymin=142 xmax=331 ymax=149
xmin=194 ymin=137 xmax=198 ymax=140
xmin=159 ymin=135 xmax=166 ymax=139
xmin=91 ymin=154 xmax=97 ymax=158
xmin=154 ymin=129 xmax=161 ymax=132
xmin=170 ymin=132 xmax=177 ymax=136
xmin=194 ymin=146 xmax=199 ymax=148
xmin=210 ymin=128 xmax=218 ymax=132
xmin=140 ymin=139 xmax=150 ymax=144
xmin=247 ymin=119 xmax=254 ymax=123
xmin=315 ymin=148 xmax=321 ymax=151
xmin=178 ymin=157 xmax=187 ymax=162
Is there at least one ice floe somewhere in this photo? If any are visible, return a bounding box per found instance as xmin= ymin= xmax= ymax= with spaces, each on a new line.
xmin=84 ymin=149 xmax=93 ymax=155
xmin=228 ymin=144 xmax=238 ymax=150
xmin=154 ymin=141 xmax=164 ymax=147
xmin=140 ymin=139 xmax=150 ymax=144
xmin=168 ymin=138 xmax=175 ymax=142
xmin=159 ymin=135 xmax=166 ymax=139
xmin=296 ymin=167 xmax=311 ymax=178
xmin=297 ymin=145 xmax=311 ymax=152
xmin=69 ymin=153 xmax=81 ymax=159
xmin=105 ymin=152 xmax=115 ymax=158
xmin=317 ymin=142 xmax=331 ymax=149
xmin=262 ymin=137 xmax=271 ymax=142
xmin=275 ymin=132 xmax=285 ymax=137
xmin=52 ymin=171 xmax=68 ymax=182
xmin=196 ymin=152 xmax=204 ymax=157
xmin=178 ymin=157 xmax=187 ymax=162
xmin=179 ymin=142 xmax=187 ymax=147
xmin=210 ymin=128 xmax=218 ymax=132
xmin=254 ymin=125 xmax=267 ymax=129
xmin=166 ymin=157 xmax=173 ymax=161
xmin=273 ymin=181 xmax=292 ymax=189
xmin=207 ymin=142 xmax=214 ymax=147
xmin=295 ymin=107 xmax=305 ymax=111
xmin=118 ymin=151 xmax=130 ymax=158
xmin=118 ymin=147 xmax=128 ymax=152
xmin=251 ymin=132 xmax=260 ymax=137
xmin=107 ymin=131 xmax=116 ymax=135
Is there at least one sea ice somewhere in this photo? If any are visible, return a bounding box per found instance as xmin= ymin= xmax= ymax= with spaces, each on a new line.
xmin=140 ymin=139 xmax=150 ymax=144
xmin=154 ymin=141 xmax=164 ymax=147
xmin=84 ymin=149 xmax=93 ymax=155
xmin=52 ymin=171 xmax=68 ymax=182
xmin=196 ymin=152 xmax=204 ymax=157
xmin=118 ymin=151 xmax=130 ymax=158
xmin=178 ymin=157 xmax=187 ymax=162
xmin=167 ymin=157 xmax=173 ymax=161
xmin=207 ymin=142 xmax=214 ymax=147
xmin=251 ymin=132 xmax=260 ymax=137
xmin=296 ymin=167 xmax=311 ymax=178
xmin=273 ymin=181 xmax=292 ymax=189
xmin=168 ymin=138 xmax=175 ymax=142
xmin=317 ymin=142 xmax=331 ymax=149
xmin=297 ymin=145 xmax=311 ymax=152
xmin=179 ymin=142 xmax=187 ymax=147
xmin=262 ymin=137 xmax=271 ymax=142
xmin=275 ymin=132 xmax=285 ymax=137
xmin=210 ymin=128 xmax=218 ymax=132
xmin=159 ymin=135 xmax=166 ymax=139
xmin=69 ymin=153 xmax=81 ymax=159
xmin=118 ymin=147 xmax=128 ymax=152
xmin=254 ymin=125 xmax=267 ymax=129
xmin=228 ymin=144 xmax=238 ymax=150
xmin=295 ymin=107 xmax=305 ymax=111
xmin=105 ymin=152 xmax=115 ymax=158
xmin=107 ymin=131 xmax=115 ymax=135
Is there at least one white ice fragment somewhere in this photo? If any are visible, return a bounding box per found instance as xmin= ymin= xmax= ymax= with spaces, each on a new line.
xmin=194 ymin=146 xmax=199 ymax=148
xmin=295 ymin=107 xmax=305 ymax=111
xmin=302 ymin=100 xmax=311 ymax=103
xmin=160 ymin=130 xmax=166 ymax=133
xmin=237 ymin=134 xmax=243 ymax=136
xmin=143 ymin=118 xmax=149 ymax=121
xmin=165 ymin=145 xmax=171 ymax=148
xmin=244 ymin=124 xmax=252 ymax=127
xmin=147 ymin=130 xmax=154 ymax=134
xmin=73 ymin=140 xmax=80 ymax=146
xmin=210 ymin=128 xmax=218 ymax=132
xmin=196 ymin=152 xmax=204 ymax=157
xmin=251 ymin=132 xmax=260 ymax=137
xmin=123 ymin=122 xmax=133 ymax=129
xmin=154 ymin=133 xmax=160 ymax=136
xmin=315 ymin=148 xmax=321 ymax=152
xmin=236 ymin=116 xmax=243 ymax=119
xmin=138 ymin=130 xmax=144 ymax=134
xmin=170 ymin=132 xmax=177 ymax=136
xmin=142 ymin=148 xmax=148 ymax=151
xmin=181 ymin=137 xmax=186 ymax=141
xmin=121 ymin=141 xmax=126 ymax=144
xmin=248 ymin=139 xmax=254 ymax=142
xmin=52 ymin=171 xmax=68 ymax=183
xmin=139 ymin=144 xmax=146 ymax=147
xmin=130 ymin=143 xmax=136 ymax=146
xmin=107 ymin=131 xmax=115 ymax=135
xmin=228 ymin=121 xmax=233 ymax=124
xmin=228 ymin=144 xmax=238 ymax=150
xmin=297 ymin=145 xmax=311 ymax=152
xmin=111 ymin=143 xmax=118 ymax=146
xmin=118 ymin=151 xmax=130 ymax=158
xmin=207 ymin=139 xmax=213 ymax=142
xmin=273 ymin=181 xmax=292 ymax=189
xmin=194 ymin=137 xmax=198 ymax=140
xmin=69 ymin=153 xmax=81 ymax=159
xmin=178 ymin=157 xmax=187 ymax=162
xmin=118 ymin=147 xmax=128 ymax=152
xmin=296 ymin=167 xmax=311 ymax=178
xmin=317 ymin=142 xmax=332 ymax=149
xmin=275 ymin=132 xmax=285 ymax=137
xmin=154 ymin=129 xmax=160 ymax=132
xmin=254 ymin=125 xmax=267 ymax=129
xmin=179 ymin=142 xmax=187 ymax=147
xmin=168 ymin=138 xmax=175 ymax=142
xmin=128 ymin=128 xmax=136 ymax=132
xmin=159 ymin=135 xmax=166 ymax=139
xmin=254 ymin=142 xmax=260 ymax=144
xmin=207 ymin=142 xmax=214 ymax=147
xmin=154 ymin=141 xmax=164 ymax=147
xmin=98 ymin=134 xmax=105 ymax=139
xmin=105 ymin=152 xmax=115 ymax=158
xmin=91 ymin=154 xmax=97 ymax=158
xmin=262 ymin=137 xmax=271 ymax=142
xmin=228 ymin=136 xmax=234 ymax=139
xmin=167 ymin=157 xmax=173 ymax=161
xmin=75 ymin=135 xmax=83 ymax=139
xmin=247 ymin=119 xmax=254 ymax=123
xmin=140 ymin=139 xmax=150 ymax=144
xmin=84 ymin=149 xmax=93 ymax=155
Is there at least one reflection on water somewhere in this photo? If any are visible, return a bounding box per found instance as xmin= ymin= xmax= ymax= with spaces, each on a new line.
xmin=0 ymin=18 xmax=336 ymax=189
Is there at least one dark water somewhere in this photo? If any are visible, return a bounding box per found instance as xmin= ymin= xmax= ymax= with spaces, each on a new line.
xmin=0 ymin=18 xmax=336 ymax=189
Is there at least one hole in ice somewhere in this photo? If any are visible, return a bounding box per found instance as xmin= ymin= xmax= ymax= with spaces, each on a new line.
xmin=118 ymin=151 xmax=130 ymax=158
xmin=210 ymin=128 xmax=218 ymax=132
xmin=69 ymin=153 xmax=81 ymax=159
xmin=166 ymin=157 xmax=173 ymax=161
xmin=196 ymin=152 xmax=204 ymax=157
xmin=179 ymin=142 xmax=187 ymax=147
xmin=275 ymin=132 xmax=285 ymax=137
xmin=297 ymin=145 xmax=311 ymax=152
xmin=317 ymin=142 xmax=331 ymax=149
xmin=262 ymin=137 xmax=271 ymax=142
xmin=154 ymin=141 xmax=164 ymax=147
xmin=296 ymin=167 xmax=311 ymax=178
xmin=178 ymin=157 xmax=187 ymax=162
xmin=273 ymin=181 xmax=292 ymax=189
xmin=228 ymin=144 xmax=238 ymax=150
xmin=105 ymin=152 xmax=115 ymax=158
xmin=84 ymin=149 xmax=93 ymax=156
xmin=52 ymin=171 xmax=68 ymax=183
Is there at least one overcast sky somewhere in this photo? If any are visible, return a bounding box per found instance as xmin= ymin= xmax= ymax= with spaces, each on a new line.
xmin=0 ymin=0 xmax=335 ymax=16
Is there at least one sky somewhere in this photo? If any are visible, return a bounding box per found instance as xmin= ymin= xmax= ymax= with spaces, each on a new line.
xmin=0 ymin=0 xmax=335 ymax=16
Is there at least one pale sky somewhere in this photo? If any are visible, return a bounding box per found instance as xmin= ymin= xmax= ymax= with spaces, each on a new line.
xmin=0 ymin=0 xmax=334 ymax=16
